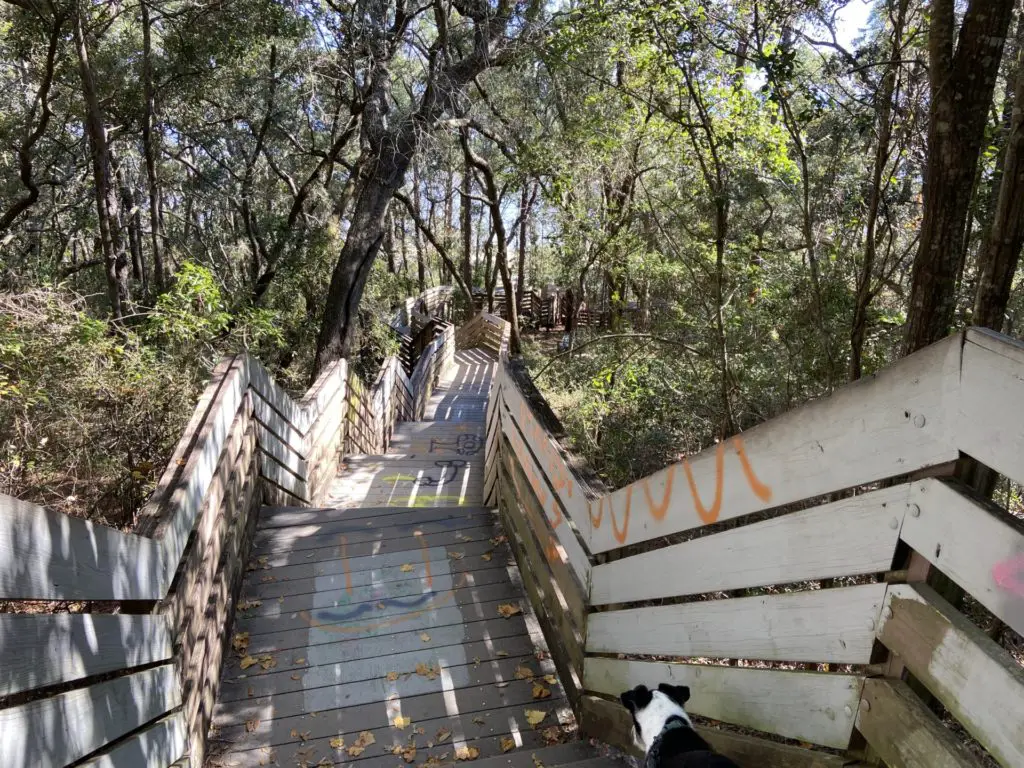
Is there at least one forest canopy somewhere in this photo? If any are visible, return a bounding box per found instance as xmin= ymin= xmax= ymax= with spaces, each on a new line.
xmin=2 ymin=0 xmax=1023 ymax=511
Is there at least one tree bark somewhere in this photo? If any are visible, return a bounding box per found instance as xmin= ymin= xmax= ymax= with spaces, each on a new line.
xmin=851 ymin=0 xmax=909 ymax=380
xmin=460 ymin=136 xmax=474 ymax=293
xmin=0 ymin=11 xmax=61 ymax=235
xmin=974 ymin=13 xmax=1024 ymax=332
xmin=75 ymin=7 xmax=131 ymax=319
xmin=140 ymin=0 xmax=166 ymax=292
xmin=904 ymin=0 xmax=1015 ymax=353
xmin=460 ymin=130 xmax=521 ymax=352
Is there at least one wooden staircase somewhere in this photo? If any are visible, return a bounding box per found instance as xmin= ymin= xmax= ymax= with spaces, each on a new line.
xmin=206 ymin=349 xmax=612 ymax=768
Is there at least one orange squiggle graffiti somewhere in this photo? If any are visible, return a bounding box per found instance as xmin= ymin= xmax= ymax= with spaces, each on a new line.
xmin=683 ymin=442 xmax=725 ymax=524
xmin=590 ymin=436 xmax=773 ymax=538
xmin=590 ymin=489 xmax=633 ymax=544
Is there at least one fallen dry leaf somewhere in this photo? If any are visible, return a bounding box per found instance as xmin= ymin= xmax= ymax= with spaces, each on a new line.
xmin=415 ymin=662 xmax=439 ymax=680
xmin=247 ymin=686 xmax=255 ymax=697
xmin=471 ymin=716 xmax=486 ymax=726
xmin=497 ymin=603 xmax=522 ymax=618
xmin=500 ymin=737 xmax=516 ymax=753
xmin=386 ymin=671 xmax=400 ymax=682
xmin=232 ymin=632 xmax=250 ymax=653
xmin=355 ymin=731 xmax=376 ymax=748
xmin=496 ymin=651 xmax=509 ymax=657
xmin=435 ymin=727 xmax=452 ymax=743
xmin=543 ymin=674 xmax=557 ymax=685
xmin=514 ymin=665 xmax=535 ymax=680
xmin=532 ymin=753 xmax=545 ymax=768
xmin=534 ymin=650 xmax=547 ymax=661
xmin=416 ymin=727 xmax=425 ymax=735
xmin=260 ymin=575 xmax=275 ymax=583
xmin=245 ymin=719 xmax=259 ymax=733
xmin=377 ymin=601 xmax=386 ymax=610
xmin=293 ymin=657 xmax=306 ymax=665
xmin=420 ymin=632 xmax=431 ymax=642
xmin=448 ymin=551 xmax=465 ymax=560
xmin=402 ymin=746 xmax=417 ymax=763
xmin=455 ymin=746 xmax=480 ymax=761
xmin=347 ymin=745 xmax=365 ymax=757
xmin=524 ymin=710 xmax=546 ymax=727
xmin=291 ymin=674 xmax=301 ymax=681
xmin=318 ymin=759 xmax=332 ymax=767
xmin=239 ymin=655 xmax=259 ymax=670
xmin=532 ymin=683 xmax=551 ymax=700
xmin=238 ymin=599 xmax=262 ymax=611
xmin=490 ymin=535 xmax=507 ymax=546
xmin=481 ymin=552 xmax=493 ymax=561
xmin=258 ymin=654 xmax=277 ymax=671
xmin=330 ymin=737 xmax=345 ymax=750
xmin=394 ymin=715 xmax=412 ymax=729
xmin=400 ymin=563 xmax=414 ymax=572
xmin=540 ymin=726 xmax=561 ymax=745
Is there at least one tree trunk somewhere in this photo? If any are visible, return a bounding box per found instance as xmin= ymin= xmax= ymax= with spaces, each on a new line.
xmin=461 ymin=143 xmax=473 ymax=292
xmin=312 ymin=171 xmax=398 ymax=376
xmin=974 ymin=16 xmax=1024 ymax=332
xmin=713 ymin=199 xmax=737 ymax=437
xmin=516 ymin=183 xmax=531 ymax=306
xmin=851 ymin=0 xmax=909 ymax=380
xmin=904 ymin=0 xmax=1015 ymax=353
xmin=141 ymin=0 xmax=165 ymax=292
xmin=75 ymin=8 xmax=130 ymax=319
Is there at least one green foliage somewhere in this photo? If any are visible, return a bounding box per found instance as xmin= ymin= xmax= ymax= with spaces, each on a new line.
xmin=0 ymin=290 xmax=203 ymax=527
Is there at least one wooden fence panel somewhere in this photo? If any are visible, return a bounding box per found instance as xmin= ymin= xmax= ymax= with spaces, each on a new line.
xmin=876 ymin=584 xmax=1024 ymax=767
xmin=899 ymin=478 xmax=1024 ymax=637
xmin=587 ymin=583 xmax=885 ymax=664
xmin=584 ymin=657 xmax=862 ymax=749
xmin=588 ymin=334 xmax=961 ymax=553
xmin=856 ymin=679 xmax=981 ymax=768
xmin=0 ymin=664 xmax=180 ymax=767
xmin=591 ymin=484 xmax=908 ymax=605
xmin=77 ymin=712 xmax=186 ymax=768
xmin=0 ymin=493 xmax=164 ymax=601
xmin=0 ymin=614 xmax=172 ymax=696
xmin=956 ymin=329 xmax=1024 ymax=487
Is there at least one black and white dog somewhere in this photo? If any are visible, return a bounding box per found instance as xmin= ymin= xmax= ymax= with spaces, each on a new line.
xmin=620 ymin=683 xmax=740 ymax=768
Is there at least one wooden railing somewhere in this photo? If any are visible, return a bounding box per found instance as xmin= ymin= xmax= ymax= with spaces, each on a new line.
xmin=0 ymin=291 xmax=458 ymax=768
xmin=483 ymin=318 xmax=1024 ymax=768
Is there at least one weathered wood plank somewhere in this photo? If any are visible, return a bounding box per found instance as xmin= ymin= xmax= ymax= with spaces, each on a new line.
xmin=588 ymin=334 xmax=961 ymax=552
xmin=856 ymin=678 xmax=981 ymax=768
xmin=240 ymin=596 xmax=527 ymax=657
xmin=591 ymin=484 xmax=908 ymax=605
xmin=218 ymin=632 xmax=541 ymax=703
xmin=579 ymin=695 xmax=847 ymax=768
xmin=77 ymin=711 xmax=187 ymax=768
xmin=213 ymin=654 xmax=557 ymax=726
xmin=0 ymin=664 xmax=180 ymax=767
xmin=0 ymin=493 xmax=163 ymax=600
xmin=0 ymin=613 xmax=172 ymax=696
xmin=159 ymin=358 xmax=248 ymax=585
xmin=498 ymin=466 xmax=585 ymax=682
xmin=501 ymin=439 xmax=589 ymax=629
xmin=587 ymin=583 xmax=886 ymax=664
xmin=957 ymin=329 xmax=1024 ymax=488
xmin=214 ymin=682 xmax=565 ymax=759
xmin=237 ymin=580 xmax=521 ymax=637
xmin=876 ymin=583 xmax=1024 ymax=767
xmin=499 ymin=385 xmax=592 ymax=583
xmin=900 ymin=478 xmax=1024 ymax=638
xmin=583 ymin=657 xmax=862 ymax=749
xmin=259 ymin=452 xmax=311 ymax=503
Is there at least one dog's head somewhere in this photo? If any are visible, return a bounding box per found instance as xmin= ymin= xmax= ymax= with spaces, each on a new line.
xmin=619 ymin=683 xmax=693 ymax=752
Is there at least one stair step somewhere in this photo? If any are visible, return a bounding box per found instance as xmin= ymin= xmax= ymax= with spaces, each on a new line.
xmin=455 ymin=741 xmax=604 ymax=768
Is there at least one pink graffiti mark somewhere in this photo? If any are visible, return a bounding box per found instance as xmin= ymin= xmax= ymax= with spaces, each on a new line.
xmin=992 ymin=555 xmax=1024 ymax=597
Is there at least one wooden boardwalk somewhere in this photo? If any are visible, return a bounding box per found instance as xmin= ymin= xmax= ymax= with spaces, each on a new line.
xmin=208 ymin=349 xmax=582 ymax=768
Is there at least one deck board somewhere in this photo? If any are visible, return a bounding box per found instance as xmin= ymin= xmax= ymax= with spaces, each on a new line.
xmin=211 ymin=348 xmax=570 ymax=766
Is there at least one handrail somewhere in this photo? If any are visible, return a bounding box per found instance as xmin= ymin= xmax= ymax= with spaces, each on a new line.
xmin=483 ymin=317 xmax=1024 ymax=768
xmin=0 ymin=288 xmax=458 ymax=768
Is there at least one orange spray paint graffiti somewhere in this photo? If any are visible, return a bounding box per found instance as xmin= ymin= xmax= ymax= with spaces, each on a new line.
xmin=590 ymin=436 xmax=773 ymax=543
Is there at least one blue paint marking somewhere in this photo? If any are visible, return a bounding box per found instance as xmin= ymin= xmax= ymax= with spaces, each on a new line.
xmin=314 ymin=590 xmax=440 ymax=622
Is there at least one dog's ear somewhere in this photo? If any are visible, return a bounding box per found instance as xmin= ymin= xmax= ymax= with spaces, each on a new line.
xmin=619 ymin=684 xmax=652 ymax=713
xmin=657 ymin=683 xmax=691 ymax=706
